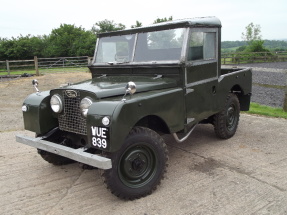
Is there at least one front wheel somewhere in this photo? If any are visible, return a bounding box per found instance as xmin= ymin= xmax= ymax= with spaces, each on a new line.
xmin=37 ymin=149 xmax=75 ymax=166
xmin=37 ymin=133 xmax=75 ymax=166
xmin=213 ymin=93 xmax=240 ymax=139
xmin=101 ymin=127 xmax=168 ymax=200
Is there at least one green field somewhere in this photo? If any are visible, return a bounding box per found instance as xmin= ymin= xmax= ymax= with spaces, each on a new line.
xmin=221 ymin=47 xmax=241 ymax=53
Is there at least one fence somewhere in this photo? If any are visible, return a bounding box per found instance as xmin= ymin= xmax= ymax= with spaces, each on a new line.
xmin=0 ymin=56 xmax=93 ymax=76
xmin=0 ymin=59 xmax=35 ymax=76
xmin=221 ymin=51 xmax=287 ymax=64
xmin=1 ymin=52 xmax=287 ymax=75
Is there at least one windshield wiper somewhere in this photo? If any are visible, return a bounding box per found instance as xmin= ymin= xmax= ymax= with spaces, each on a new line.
xmin=107 ymin=61 xmax=129 ymax=65
xmin=116 ymin=61 xmax=129 ymax=64
xmin=153 ymin=75 xmax=163 ymax=79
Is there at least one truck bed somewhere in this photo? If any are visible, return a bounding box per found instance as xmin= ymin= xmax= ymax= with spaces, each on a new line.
xmin=221 ymin=67 xmax=251 ymax=76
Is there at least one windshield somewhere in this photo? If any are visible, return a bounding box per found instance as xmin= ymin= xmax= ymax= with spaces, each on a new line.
xmin=94 ymin=28 xmax=185 ymax=64
xmin=134 ymin=28 xmax=185 ymax=62
xmin=95 ymin=34 xmax=136 ymax=63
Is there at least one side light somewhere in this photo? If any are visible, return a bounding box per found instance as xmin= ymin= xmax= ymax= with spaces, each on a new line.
xmin=102 ymin=116 xmax=110 ymax=126
xmin=22 ymin=105 xmax=28 ymax=112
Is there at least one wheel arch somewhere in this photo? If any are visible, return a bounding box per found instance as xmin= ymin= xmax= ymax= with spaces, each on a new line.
xmin=230 ymin=84 xmax=251 ymax=111
xmin=230 ymin=84 xmax=244 ymax=95
xmin=134 ymin=115 xmax=170 ymax=135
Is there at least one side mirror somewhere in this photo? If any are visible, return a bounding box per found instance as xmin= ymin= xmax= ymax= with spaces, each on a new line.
xmin=32 ymin=79 xmax=40 ymax=92
xmin=125 ymin=81 xmax=136 ymax=95
xmin=32 ymin=79 xmax=38 ymax=86
xmin=122 ymin=81 xmax=136 ymax=102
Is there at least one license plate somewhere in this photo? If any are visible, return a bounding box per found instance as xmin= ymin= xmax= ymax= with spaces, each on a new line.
xmin=91 ymin=126 xmax=109 ymax=149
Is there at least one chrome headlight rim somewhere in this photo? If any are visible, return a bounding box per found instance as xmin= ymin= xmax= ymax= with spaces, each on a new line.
xmin=80 ymin=97 xmax=93 ymax=117
xmin=50 ymin=94 xmax=63 ymax=113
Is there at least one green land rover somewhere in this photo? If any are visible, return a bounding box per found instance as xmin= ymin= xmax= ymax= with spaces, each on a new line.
xmin=16 ymin=17 xmax=252 ymax=200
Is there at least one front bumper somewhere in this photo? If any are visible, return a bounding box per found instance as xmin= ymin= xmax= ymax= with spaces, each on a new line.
xmin=16 ymin=134 xmax=112 ymax=169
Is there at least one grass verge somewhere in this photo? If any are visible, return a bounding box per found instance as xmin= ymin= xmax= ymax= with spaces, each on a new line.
xmin=244 ymin=103 xmax=287 ymax=119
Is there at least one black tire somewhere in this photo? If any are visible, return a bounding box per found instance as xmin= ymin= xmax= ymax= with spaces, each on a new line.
xmin=101 ymin=127 xmax=168 ymax=200
xmin=36 ymin=133 xmax=75 ymax=166
xmin=37 ymin=149 xmax=75 ymax=166
xmin=214 ymin=93 xmax=240 ymax=139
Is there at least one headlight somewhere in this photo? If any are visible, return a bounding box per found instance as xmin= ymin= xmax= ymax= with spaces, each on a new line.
xmin=80 ymin=97 xmax=93 ymax=117
xmin=50 ymin=94 xmax=63 ymax=113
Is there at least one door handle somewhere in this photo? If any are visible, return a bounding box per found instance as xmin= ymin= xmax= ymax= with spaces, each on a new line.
xmin=186 ymin=88 xmax=195 ymax=94
xmin=212 ymin=86 xmax=216 ymax=94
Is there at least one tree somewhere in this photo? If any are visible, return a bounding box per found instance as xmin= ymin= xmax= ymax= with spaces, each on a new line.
xmin=241 ymin=22 xmax=262 ymax=44
xmin=244 ymin=40 xmax=269 ymax=52
xmin=92 ymin=20 xmax=126 ymax=34
xmin=44 ymin=24 xmax=96 ymax=57
xmin=0 ymin=35 xmax=45 ymax=60
xmin=131 ymin=21 xmax=142 ymax=28
xmin=153 ymin=16 xmax=173 ymax=24
xmin=239 ymin=22 xmax=269 ymax=53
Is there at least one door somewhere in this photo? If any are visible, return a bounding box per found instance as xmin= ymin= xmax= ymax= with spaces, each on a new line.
xmin=185 ymin=28 xmax=219 ymax=125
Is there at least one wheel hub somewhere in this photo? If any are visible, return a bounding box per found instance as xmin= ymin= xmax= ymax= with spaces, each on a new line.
xmin=132 ymin=157 xmax=145 ymax=172
xmin=125 ymin=151 xmax=148 ymax=176
xmin=118 ymin=144 xmax=157 ymax=188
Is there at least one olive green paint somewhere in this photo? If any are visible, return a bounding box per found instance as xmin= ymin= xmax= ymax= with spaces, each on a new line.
xmin=107 ymin=88 xmax=184 ymax=152
xmin=22 ymin=91 xmax=58 ymax=134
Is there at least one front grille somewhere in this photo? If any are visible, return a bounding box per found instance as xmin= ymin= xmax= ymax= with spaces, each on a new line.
xmin=58 ymin=90 xmax=87 ymax=135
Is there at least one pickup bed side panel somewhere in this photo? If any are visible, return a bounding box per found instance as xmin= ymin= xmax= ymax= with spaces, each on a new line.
xmin=217 ymin=68 xmax=252 ymax=110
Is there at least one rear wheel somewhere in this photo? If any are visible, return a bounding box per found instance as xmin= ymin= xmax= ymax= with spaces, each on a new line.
xmin=214 ymin=93 xmax=240 ymax=139
xmin=102 ymin=127 xmax=168 ymax=200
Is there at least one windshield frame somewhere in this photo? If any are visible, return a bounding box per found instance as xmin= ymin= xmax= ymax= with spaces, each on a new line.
xmin=92 ymin=27 xmax=188 ymax=65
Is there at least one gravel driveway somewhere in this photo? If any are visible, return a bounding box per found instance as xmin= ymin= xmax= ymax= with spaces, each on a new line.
xmin=236 ymin=62 xmax=287 ymax=70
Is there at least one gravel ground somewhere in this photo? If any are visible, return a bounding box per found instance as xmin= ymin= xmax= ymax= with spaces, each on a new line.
xmin=252 ymin=69 xmax=286 ymax=108
xmin=234 ymin=61 xmax=287 ymax=70
xmin=252 ymin=64 xmax=286 ymax=108
xmin=252 ymin=70 xmax=286 ymax=86
xmin=252 ymin=85 xmax=285 ymax=107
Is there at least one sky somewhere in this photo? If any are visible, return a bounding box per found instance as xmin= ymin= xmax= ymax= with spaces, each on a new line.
xmin=0 ymin=0 xmax=286 ymax=41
